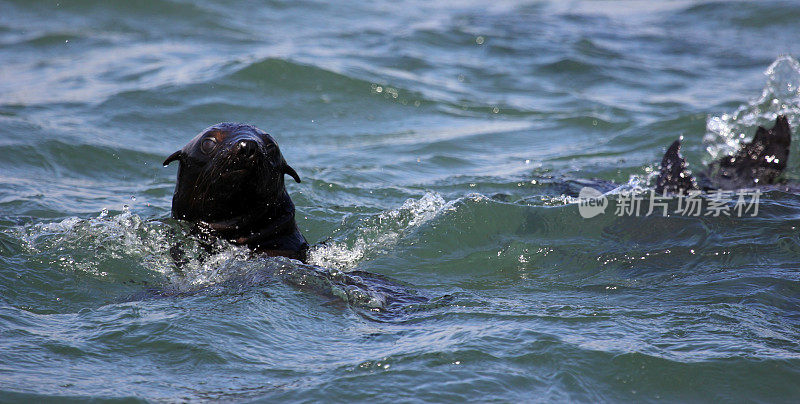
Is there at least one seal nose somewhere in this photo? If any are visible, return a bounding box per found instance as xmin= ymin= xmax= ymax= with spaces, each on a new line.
xmin=236 ymin=139 xmax=258 ymax=158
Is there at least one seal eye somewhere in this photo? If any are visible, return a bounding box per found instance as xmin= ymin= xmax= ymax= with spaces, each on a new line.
xmin=200 ymin=138 xmax=217 ymax=154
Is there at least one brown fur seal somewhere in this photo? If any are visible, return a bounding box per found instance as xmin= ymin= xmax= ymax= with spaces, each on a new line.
xmin=163 ymin=123 xmax=308 ymax=261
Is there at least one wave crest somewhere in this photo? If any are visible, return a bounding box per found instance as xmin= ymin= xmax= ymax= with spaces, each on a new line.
xmin=704 ymin=55 xmax=800 ymax=175
xmin=308 ymin=192 xmax=448 ymax=269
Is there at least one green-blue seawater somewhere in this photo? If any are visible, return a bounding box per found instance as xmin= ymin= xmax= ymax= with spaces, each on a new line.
xmin=1 ymin=1 xmax=799 ymax=402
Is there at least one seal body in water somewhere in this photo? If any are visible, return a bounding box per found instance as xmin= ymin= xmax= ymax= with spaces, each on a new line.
xmin=154 ymin=124 xmax=428 ymax=311
xmin=656 ymin=115 xmax=792 ymax=194
xmin=163 ymin=122 xmax=309 ymax=261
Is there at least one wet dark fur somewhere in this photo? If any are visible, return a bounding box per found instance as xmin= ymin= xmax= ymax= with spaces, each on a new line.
xmin=164 ymin=123 xmax=308 ymax=261
xmin=656 ymin=115 xmax=792 ymax=194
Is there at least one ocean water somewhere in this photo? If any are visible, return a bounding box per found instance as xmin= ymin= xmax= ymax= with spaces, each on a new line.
xmin=2 ymin=0 xmax=800 ymax=402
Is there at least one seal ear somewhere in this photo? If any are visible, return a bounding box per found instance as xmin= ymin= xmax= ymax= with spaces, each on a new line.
xmin=163 ymin=150 xmax=183 ymax=167
xmin=284 ymin=163 xmax=301 ymax=183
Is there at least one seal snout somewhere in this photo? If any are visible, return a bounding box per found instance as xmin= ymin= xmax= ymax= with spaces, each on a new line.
xmin=236 ymin=139 xmax=259 ymax=159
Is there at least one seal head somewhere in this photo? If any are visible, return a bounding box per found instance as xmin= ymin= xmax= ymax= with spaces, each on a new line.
xmin=163 ymin=123 xmax=307 ymax=260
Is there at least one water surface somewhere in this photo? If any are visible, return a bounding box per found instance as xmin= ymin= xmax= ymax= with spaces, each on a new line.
xmin=1 ymin=0 xmax=800 ymax=402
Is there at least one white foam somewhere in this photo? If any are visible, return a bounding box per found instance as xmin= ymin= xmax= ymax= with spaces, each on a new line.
xmin=704 ymin=55 xmax=800 ymax=170
xmin=12 ymin=207 xmax=260 ymax=291
xmin=307 ymin=192 xmax=447 ymax=269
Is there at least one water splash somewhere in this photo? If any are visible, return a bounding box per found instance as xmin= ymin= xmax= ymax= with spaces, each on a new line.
xmin=15 ymin=207 xmax=165 ymax=276
xmin=11 ymin=208 xmax=257 ymax=291
xmin=9 ymin=207 xmax=428 ymax=311
xmin=307 ymin=192 xmax=448 ymax=269
xmin=704 ymin=55 xmax=800 ymax=174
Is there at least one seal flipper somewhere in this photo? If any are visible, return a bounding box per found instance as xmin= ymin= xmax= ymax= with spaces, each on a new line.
xmin=655 ymin=139 xmax=698 ymax=195
xmin=707 ymin=115 xmax=791 ymax=189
